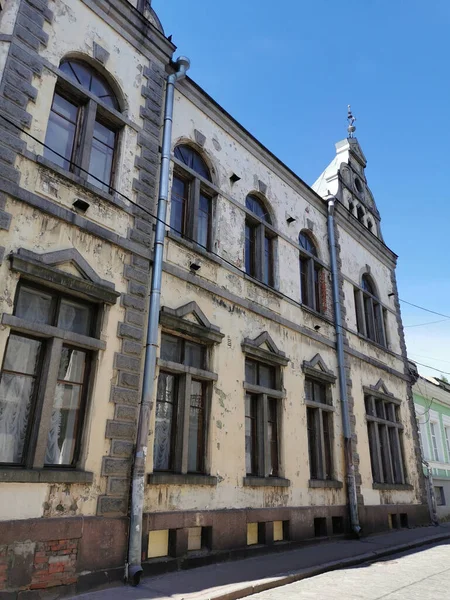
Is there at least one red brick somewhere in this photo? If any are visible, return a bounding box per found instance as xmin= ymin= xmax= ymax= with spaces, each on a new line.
xmin=34 ymin=556 xmax=48 ymax=564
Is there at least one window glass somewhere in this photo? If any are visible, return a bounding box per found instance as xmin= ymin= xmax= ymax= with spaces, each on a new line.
xmin=322 ymin=411 xmax=332 ymax=479
xmin=160 ymin=334 xmax=182 ymax=363
xmin=184 ymin=341 xmax=205 ymax=370
xmin=245 ymin=394 xmax=258 ymax=475
xmin=45 ymin=348 xmax=87 ymax=465
xmin=263 ymin=235 xmax=272 ymax=286
xmin=153 ymin=373 xmax=176 ymax=471
xmin=87 ymin=121 xmax=115 ymax=191
xmin=246 ymin=195 xmax=271 ymax=223
xmin=197 ymin=193 xmax=210 ymax=248
xmin=15 ymin=287 xmax=53 ymax=325
xmin=361 ymin=274 xmax=375 ymax=295
xmin=187 ymin=380 xmax=205 ymax=473
xmin=307 ymin=407 xmax=318 ymax=479
xmin=259 ymin=363 xmax=275 ymax=389
xmin=0 ymin=335 xmax=42 ymax=464
xmin=174 ymin=145 xmax=211 ymax=181
xmin=267 ymin=398 xmax=278 ymax=476
xmin=58 ymin=299 xmax=92 ymax=336
xmin=60 ymin=60 xmax=118 ymax=109
xmin=245 ymin=223 xmax=255 ymax=276
xmin=245 ymin=359 xmax=257 ymax=385
xmin=170 ymin=176 xmax=187 ymax=235
xmin=44 ymin=93 xmax=78 ymax=169
xmin=299 ymin=232 xmax=317 ymax=256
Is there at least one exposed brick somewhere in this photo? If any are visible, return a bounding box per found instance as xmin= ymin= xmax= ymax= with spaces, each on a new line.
xmin=105 ymin=420 xmax=136 ymax=441
xmin=111 ymin=386 xmax=139 ymax=405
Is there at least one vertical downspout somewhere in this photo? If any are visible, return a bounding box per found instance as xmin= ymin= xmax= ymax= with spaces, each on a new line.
xmin=327 ymin=198 xmax=361 ymax=536
xmin=127 ymin=56 xmax=190 ymax=585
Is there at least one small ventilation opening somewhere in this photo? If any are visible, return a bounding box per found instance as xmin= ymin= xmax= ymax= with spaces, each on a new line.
xmin=400 ymin=513 xmax=409 ymax=529
xmin=332 ymin=516 xmax=345 ymax=535
xmin=314 ymin=517 xmax=327 ymax=537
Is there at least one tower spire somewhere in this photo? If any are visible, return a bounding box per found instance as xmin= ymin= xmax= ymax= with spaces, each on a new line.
xmin=347 ymin=105 xmax=356 ymax=138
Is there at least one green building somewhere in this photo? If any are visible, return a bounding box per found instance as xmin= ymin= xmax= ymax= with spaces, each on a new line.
xmin=414 ymin=374 xmax=450 ymax=519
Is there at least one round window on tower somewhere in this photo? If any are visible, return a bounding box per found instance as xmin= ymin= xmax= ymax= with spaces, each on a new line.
xmin=354 ymin=177 xmax=364 ymax=194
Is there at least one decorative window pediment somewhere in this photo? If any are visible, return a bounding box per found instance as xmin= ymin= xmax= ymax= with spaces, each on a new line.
xmin=241 ymin=331 xmax=289 ymax=367
xmin=9 ymin=248 xmax=119 ymax=304
xmin=160 ymin=301 xmax=224 ymax=344
xmin=302 ymin=353 xmax=336 ymax=384
xmin=363 ymin=378 xmax=398 ymax=403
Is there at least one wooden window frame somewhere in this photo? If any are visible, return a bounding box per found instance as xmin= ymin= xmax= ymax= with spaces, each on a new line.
xmin=154 ymin=334 xmax=216 ymax=476
xmin=245 ymin=213 xmax=275 ymax=287
xmin=354 ymin=284 xmax=387 ymax=347
xmin=0 ymin=283 xmax=100 ymax=471
xmin=365 ymin=394 xmax=406 ymax=485
xmin=305 ymin=377 xmax=335 ymax=481
xmin=243 ymin=357 xmax=282 ymax=478
xmin=170 ymin=160 xmax=215 ymax=251
xmin=44 ymin=70 xmax=122 ymax=194
xmin=299 ymin=249 xmax=323 ymax=313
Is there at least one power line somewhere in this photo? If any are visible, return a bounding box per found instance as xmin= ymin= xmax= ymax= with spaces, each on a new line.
xmin=413 ymin=360 xmax=450 ymax=377
xmin=400 ymin=298 xmax=450 ymax=320
xmin=1 ymin=111 xmax=449 ymax=369
xmin=404 ymin=318 xmax=450 ymax=328
xmin=409 ymin=352 xmax=450 ymax=365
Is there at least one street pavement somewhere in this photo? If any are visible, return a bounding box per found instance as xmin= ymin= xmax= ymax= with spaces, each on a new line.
xmin=71 ymin=524 xmax=450 ymax=600
xmin=250 ymin=542 xmax=450 ymax=600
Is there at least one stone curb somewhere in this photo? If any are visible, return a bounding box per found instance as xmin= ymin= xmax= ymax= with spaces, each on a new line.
xmin=192 ymin=530 xmax=450 ymax=600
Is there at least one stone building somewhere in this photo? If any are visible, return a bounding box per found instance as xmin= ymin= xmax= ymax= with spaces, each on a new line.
xmin=0 ymin=0 xmax=427 ymax=596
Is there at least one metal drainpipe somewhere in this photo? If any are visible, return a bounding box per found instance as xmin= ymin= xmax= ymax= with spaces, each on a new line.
xmin=127 ymin=56 xmax=190 ymax=586
xmin=327 ymin=198 xmax=361 ymax=536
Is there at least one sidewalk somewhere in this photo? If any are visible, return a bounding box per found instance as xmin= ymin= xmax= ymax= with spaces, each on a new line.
xmin=71 ymin=523 xmax=450 ymax=600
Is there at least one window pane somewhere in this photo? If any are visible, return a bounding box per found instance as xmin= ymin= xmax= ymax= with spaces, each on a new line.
xmin=245 ymin=223 xmax=256 ymax=276
xmin=299 ymin=232 xmax=317 ymax=256
xmin=170 ymin=176 xmax=187 ymax=235
xmin=300 ymin=257 xmax=308 ymax=305
xmin=259 ymin=363 xmax=275 ymax=389
xmin=174 ymin=145 xmax=211 ymax=181
xmin=15 ymin=287 xmax=53 ymax=325
xmin=0 ymin=335 xmax=42 ymax=464
xmin=187 ymin=380 xmax=205 ymax=473
xmin=58 ymin=300 xmax=92 ymax=336
xmin=322 ymin=411 xmax=332 ymax=480
xmin=87 ymin=122 xmax=115 ymax=191
xmin=45 ymin=382 xmax=83 ymax=466
xmin=312 ymin=381 xmax=327 ymax=405
xmin=267 ymin=398 xmax=278 ymax=476
xmin=246 ymin=195 xmax=270 ymax=223
xmin=47 ymin=349 xmax=87 ymax=466
xmin=263 ymin=235 xmax=273 ymax=286
xmin=314 ymin=266 xmax=321 ymax=312
xmin=197 ymin=193 xmax=210 ymax=248
xmin=305 ymin=379 xmax=313 ymax=402
xmin=3 ymin=335 xmax=42 ymax=375
xmin=367 ymin=421 xmax=380 ymax=482
xmin=389 ymin=427 xmax=403 ymax=484
xmin=184 ymin=341 xmax=205 ymax=369
xmin=245 ymin=394 xmax=258 ymax=475
xmin=44 ymin=94 xmax=77 ymax=169
xmin=153 ymin=373 xmax=177 ymax=471
xmin=60 ymin=60 xmax=118 ymax=110
xmin=160 ymin=335 xmax=182 ymax=363
xmin=245 ymin=359 xmax=257 ymax=385
xmin=307 ymin=407 xmax=318 ymax=479
xmin=57 ymin=348 xmax=86 ymax=384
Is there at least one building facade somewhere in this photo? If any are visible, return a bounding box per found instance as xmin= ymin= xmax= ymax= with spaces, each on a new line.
xmin=0 ymin=0 xmax=427 ymax=596
xmin=414 ymin=374 xmax=450 ymax=520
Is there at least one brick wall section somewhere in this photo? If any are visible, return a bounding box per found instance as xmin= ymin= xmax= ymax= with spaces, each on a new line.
xmin=98 ymin=59 xmax=169 ymax=516
xmin=30 ymin=539 xmax=78 ymax=590
xmin=333 ymin=219 xmax=364 ymax=505
xmin=390 ymin=269 xmax=428 ymax=504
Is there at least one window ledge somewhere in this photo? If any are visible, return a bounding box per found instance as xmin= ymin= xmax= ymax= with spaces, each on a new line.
xmin=309 ymin=479 xmax=343 ymax=489
xmin=243 ymin=476 xmax=290 ymax=488
xmin=301 ymin=304 xmax=334 ymax=327
xmin=148 ymin=473 xmax=217 ymax=486
xmin=0 ymin=468 xmax=94 ymax=484
xmin=243 ymin=273 xmax=285 ymax=300
xmin=167 ymin=231 xmax=224 ymax=267
xmin=372 ymin=482 xmax=414 ymax=491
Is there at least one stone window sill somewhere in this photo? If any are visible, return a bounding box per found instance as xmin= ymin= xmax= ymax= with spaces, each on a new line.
xmin=309 ymin=479 xmax=343 ymax=489
xmin=243 ymin=476 xmax=290 ymax=488
xmin=148 ymin=473 xmax=218 ymax=486
xmin=372 ymin=482 xmax=414 ymax=491
xmin=0 ymin=468 xmax=94 ymax=484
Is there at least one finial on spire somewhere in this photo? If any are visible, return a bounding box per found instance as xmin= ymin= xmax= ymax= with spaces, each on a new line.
xmin=347 ymin=105 xmax=356 ymax=138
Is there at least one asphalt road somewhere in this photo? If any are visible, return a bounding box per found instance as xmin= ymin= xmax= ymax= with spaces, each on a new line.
xmin=249 ymin=542 xmax=450 ymax=600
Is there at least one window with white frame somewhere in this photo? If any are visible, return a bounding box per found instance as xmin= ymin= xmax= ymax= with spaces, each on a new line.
xmin=445 ymin=426 xmax=450 ymax=460
xmin=430 ymin=420 xmax=442 ymax=462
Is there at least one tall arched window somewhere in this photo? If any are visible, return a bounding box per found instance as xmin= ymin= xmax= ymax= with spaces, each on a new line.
xmin=44 ymin=59 xmax=121 ymax=192
xmin=354 ymin=274 xmax=386 ymax=346
xmin=299 ymin=231 xmax=322 ymax=312
xmin=245 ymin=194 xmax=274 ymax=286
xmin=171 ymin=144 xmax=213 ymax=249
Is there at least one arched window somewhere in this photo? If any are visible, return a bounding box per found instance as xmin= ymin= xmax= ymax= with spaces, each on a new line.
xmin=171 ymin=144 xmax=213 ymax=248
xmin=44 ymin=59 xmax=121 ymax=192
xmin=354 ymin=274 xmax=386 ymax=346
xmin=357 ymin=205 xmax=365 ymax=224
xmin=244 ymin=194 xmax=274 ymax=286
xmin=367 ymin=219 xmax=374 ymax=233
xmin=299 ymin=231 xmax=322 ymax=312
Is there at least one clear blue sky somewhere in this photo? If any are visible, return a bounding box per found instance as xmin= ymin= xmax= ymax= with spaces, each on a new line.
xmin=153 ymin=0 xmax=450 ymax=378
